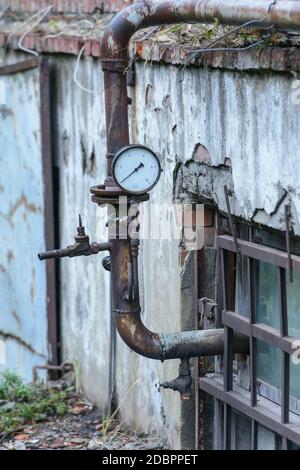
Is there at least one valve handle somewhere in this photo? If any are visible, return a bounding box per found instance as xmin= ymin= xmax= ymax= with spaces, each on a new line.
xmin=38 ymin=214 xmax=111 ymax=261
xmin=38 ymin=247 xmax=73 ymax=260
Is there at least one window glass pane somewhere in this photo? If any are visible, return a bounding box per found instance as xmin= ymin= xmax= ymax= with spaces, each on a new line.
xmin=286 ymin=271 xmax=300 ymax=401
xmin=256 ymin=264 xmax=300 ymax=403
xmin=256 ymin=263 xmax=300 ymax=403
xmin=232 ymin=411 xmax=251 ymax=450
xmin=257 ymin=340 xmax=281 ymax=391
xmin=257 ymin=424 xmax=277 ymax=450
xmin=290 ymin=360 xmax=300 ymax=402
xmin=287 ymin=441 xmax=300 ymax=450
xmin=235 ymin=254 xmax=249 ymax=318
xmin=257 ymin=261 xmax=280 ymax=330
xmin=287 ymin=270 xmax=300 ymax=337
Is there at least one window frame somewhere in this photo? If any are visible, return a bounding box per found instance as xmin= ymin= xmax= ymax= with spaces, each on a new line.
xmin=200 ymin=221 xmax=300 ymax=449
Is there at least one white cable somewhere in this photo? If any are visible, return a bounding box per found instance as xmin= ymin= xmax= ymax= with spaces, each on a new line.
xmin=73 ymin=45 xmax=101 ymax=95
xmin=43 ymin=19 xmax=94 ymax=43
xmin=6 ymin=7 xmax=50 ymax=47
xmin=17 ymin=5 xmax=53 ymax=56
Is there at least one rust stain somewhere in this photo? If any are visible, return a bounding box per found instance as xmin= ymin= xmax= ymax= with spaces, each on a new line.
xmin=163 ymin=94 xmax=171 ymax=107
xmin=180 ymin=250 xmax=189 ymax=267
xmin=30 ymin=284 xmax=35 ymax=302
xmin=7 ymin=250 xmax=14 ymax=263
xmin=9 ymin=193 xmax=39 ymax=218
xmin=145 ymin=84 xmax=153 ymax=105
xmin=0 ymin=330 xmax=46 ymax=358
xmin=30 ymin=268 xmax=36 ymax=302
xmin=0 ymin=107 xmax=13 ymax=118
xmin=0 ymin=211 xmax=14 ymax=228
xmin=134 ymin=40 xmax=144 ymax=56
xmin=11 ymin=309 xmax=21 ymax=325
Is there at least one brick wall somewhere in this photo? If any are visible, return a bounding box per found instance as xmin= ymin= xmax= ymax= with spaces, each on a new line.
xmin=2 ymin=0 xmax=133 ymax=14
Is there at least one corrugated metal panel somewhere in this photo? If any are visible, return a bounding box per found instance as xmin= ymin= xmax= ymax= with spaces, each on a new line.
xmin=0 ymin=59 xmax=54 ymax=381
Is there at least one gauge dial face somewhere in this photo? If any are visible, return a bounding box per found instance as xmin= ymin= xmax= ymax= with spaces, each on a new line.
xmin=112 ymin=145 xmax=161 ymax=194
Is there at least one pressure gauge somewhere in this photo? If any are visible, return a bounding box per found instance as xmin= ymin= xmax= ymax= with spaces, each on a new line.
xmin=112 ymin=145 xmax=162 ymax=195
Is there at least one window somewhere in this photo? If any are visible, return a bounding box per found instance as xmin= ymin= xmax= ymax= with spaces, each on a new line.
xmin=200 ymin=219 xmax=300 ymax=449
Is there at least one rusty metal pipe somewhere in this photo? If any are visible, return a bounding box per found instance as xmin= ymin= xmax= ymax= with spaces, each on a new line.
xmin=116 ymin=312 xmax=249 ymax=360
xmin=101 ymin=0 xmax=300 ymax=360
xmin=102 ymin=0 xmax=300 ymax=62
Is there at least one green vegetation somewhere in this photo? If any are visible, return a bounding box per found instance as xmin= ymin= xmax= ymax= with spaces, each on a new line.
xmin=0 ymin=371 xmax=70 ymax=435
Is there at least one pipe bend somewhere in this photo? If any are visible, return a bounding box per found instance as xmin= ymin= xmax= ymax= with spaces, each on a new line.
xmin=102 ymin=0 xmax=300 ymax=60
xmin=115 ymin=311 xmax=249 ymax=361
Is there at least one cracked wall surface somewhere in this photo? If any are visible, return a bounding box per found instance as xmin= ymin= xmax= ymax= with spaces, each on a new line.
xmin=132 ymin=63 xmax=300 ymax=234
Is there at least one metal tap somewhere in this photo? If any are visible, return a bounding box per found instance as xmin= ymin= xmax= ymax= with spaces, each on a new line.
xmin=160 ymin=359 xmax=192 ymax=400
xmin=38 ymin=215 xmax=111 ymax=261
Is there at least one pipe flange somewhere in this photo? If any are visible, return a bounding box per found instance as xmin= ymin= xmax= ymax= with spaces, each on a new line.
xmin=101 ymin=59 xmax=129 ymax=73
xmin=160 ymin=333 xmax=167 ymax=363
xmin=113 ymin=308 xmax=140 ymax=315
xmin=91 ymin=186 xmax=150 ymax=206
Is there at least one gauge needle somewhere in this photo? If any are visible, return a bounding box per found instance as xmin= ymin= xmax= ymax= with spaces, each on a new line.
xmin=120 ymin=162 xmax=144 ymax=184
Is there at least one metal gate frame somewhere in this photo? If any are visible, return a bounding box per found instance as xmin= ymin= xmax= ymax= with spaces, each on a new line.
xmin=0 ymin=57 xmax=58 ymax=366
xmin=200 ymin=233 xmax=300 ymax=449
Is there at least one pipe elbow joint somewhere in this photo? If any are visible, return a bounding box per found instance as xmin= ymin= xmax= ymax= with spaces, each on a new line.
xmin=115 ymin=311 xmax=249 ymax=361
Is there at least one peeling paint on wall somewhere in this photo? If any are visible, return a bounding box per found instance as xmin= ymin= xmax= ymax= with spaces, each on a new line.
xmin=132 ymin=63 xmax=300 ymax=235
xmin=0 ymin=63 xmax=48 ymax=381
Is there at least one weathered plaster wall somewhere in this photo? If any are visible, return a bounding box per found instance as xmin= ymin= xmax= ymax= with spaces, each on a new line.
xmin=131 ymin=62 xmax=300 ymax=235
xmin=2 ymin=43 xmax=300 ymax=449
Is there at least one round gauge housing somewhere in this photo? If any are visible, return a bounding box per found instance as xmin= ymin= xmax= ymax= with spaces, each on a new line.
xmin=112 ymin=145 xmax=162 ymax=195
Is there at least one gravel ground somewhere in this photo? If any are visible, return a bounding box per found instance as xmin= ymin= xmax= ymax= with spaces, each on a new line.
xmin=0 ymin=406 xmax=166 ymax=451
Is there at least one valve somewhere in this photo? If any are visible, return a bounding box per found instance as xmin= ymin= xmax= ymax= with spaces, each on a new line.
xmin=102 ymin=255 xmax=111 ymax=272
xmin=38 ymin=215 xmax=110 ymax=261
xmin=160 ymin=358 xmax=192 ymax=400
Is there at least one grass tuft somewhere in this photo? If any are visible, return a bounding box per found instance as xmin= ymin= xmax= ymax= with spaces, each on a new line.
xmin=0 ymin=370 xmax=70 ymax=435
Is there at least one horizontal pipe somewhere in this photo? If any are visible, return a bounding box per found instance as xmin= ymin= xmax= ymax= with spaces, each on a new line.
xmin=102 ymin=0 xmax=300 ymax=61
xmin=38 ymin=247 xmax=71 ymax=260
xmin=116 ymin=311 xmax=249 ymax=360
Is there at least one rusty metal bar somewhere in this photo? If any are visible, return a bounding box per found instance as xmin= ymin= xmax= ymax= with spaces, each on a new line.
xmin=279 ymin=267 xmax=290 ymax=424
xmin=224 ymin=185 xmax=239 ymax=257
xmin=39 ymin=57 xmax=58 ymax=366
xmin=223 ymin=403 xmax=232 ymax=450
xmin=251 ymin=420 xmax=258 ymax=450
xmin=218 ymin=234 xmax=300 ymax=272
xmin=200 ymin=376 xmax=300 ymax=447
xmin=33 ymin=361 xmax=74 ymax=382
xmin=248 ymin=256 xmax=257 ymax=408
xmin=222 ymin=310 xmax=297 ymax=354
xmin=0 ymin=58 xmax=39 ymax=75
xmin=285 ymin=204 xmax=293 ymax=283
